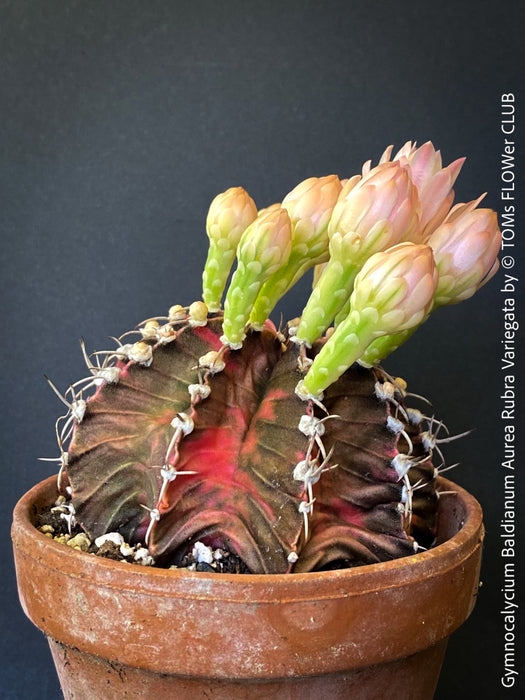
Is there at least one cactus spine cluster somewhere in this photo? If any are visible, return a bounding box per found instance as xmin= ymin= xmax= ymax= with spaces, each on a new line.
xmin=47 ymin=142 xmax=501 ymax=574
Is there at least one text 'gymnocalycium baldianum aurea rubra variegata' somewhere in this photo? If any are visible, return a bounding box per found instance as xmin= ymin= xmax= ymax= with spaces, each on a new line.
xmin=46 ymin=141 xmax=501 ymax=574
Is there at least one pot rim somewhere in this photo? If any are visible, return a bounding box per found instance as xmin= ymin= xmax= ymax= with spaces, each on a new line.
xmin=12 ymin=473 xmax=483 ymax=602
xmin=12 ymin=474 xmax=484 ymax=678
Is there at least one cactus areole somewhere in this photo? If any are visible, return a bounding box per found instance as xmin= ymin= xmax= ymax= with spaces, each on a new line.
xmin=46 ymin=143 xmax=500 ymax=576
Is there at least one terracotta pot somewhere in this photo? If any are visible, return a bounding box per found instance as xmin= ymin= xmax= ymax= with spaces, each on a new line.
xmin=12 ymin=475 xmax=483 ymax=699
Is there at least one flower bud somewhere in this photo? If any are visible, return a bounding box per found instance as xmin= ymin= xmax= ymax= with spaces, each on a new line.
xmin=300 ymin=243 xmax=438 ymax=395
xmin=206 ymin=187 xmax=258 ymax=248
xmin=350 ymin=243 xmax=438 ymax=333
xmin=249 ymin=175 xmax=342 ymax=326
xmin=202 ymin=187 xmax=257 ymax=311
xmin=328 ymin=161 xmax=421 ymax=248
xmin=222 ymin=207 xmax=292 ymax=345
xmin=282 ymin=174 xmax=342 ymax=255
xmin=393 ymin=141 xmax=464 ymax=238
xmin=295 ymin=162 xmax=421 ymax=345
xmin=236 ymin=206 xmax=292 ymax=274
xmin=427 ymin=201 xmax=501 ymax=306
xmin=358 ymin=199 xmax=501 ymax=366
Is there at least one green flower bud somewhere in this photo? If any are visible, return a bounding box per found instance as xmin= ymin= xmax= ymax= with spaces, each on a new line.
xmin=222 ymin=207 xmax=292 ymax=346
xmin=249 ymin=175 xmax=341 ymax=327
xmin=300 ymin=243 xmax=437 ymax=396
xmin=202 ymin=187 xmax=257 ymax=311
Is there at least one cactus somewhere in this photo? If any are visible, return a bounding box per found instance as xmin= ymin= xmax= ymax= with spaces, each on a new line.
xmin=47 ymin=143 xmax=501 ymax=574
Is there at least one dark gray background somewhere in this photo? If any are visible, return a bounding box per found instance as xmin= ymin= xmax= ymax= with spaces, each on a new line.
xmin=2 ymin=1 xmax=523 ymax=697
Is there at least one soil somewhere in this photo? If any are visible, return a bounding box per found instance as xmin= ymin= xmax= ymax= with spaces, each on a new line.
xmin=35 ymin=497 xmax=249 ymax=573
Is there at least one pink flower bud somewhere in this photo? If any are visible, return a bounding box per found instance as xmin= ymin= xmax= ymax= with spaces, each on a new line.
xmin=328 ymin=161 xmax=421 ymax=255
xmin=393 ymin=141 xmax=465 ymax=238
xmin=427 ymin=200 xmax=501 ymax=306
xmin=351 ymin=243 xmax=438 ymax=334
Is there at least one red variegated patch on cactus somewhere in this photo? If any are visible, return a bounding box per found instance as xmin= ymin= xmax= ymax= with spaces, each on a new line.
xmin=67 ymin=321 xmax=308 ymax=573
xmin=148 ymin=338 xmax=311 ymax=573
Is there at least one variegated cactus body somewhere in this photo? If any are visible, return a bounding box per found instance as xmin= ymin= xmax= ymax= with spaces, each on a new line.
xmin=65 ymin=315 xmax=436 ymax=574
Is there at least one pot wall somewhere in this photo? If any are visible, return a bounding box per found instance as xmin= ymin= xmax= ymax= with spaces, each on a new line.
xmin=12 ymin=476 xmax=483 ymax=698
xmin=47 ymin=637 xmax=449 ymax=699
